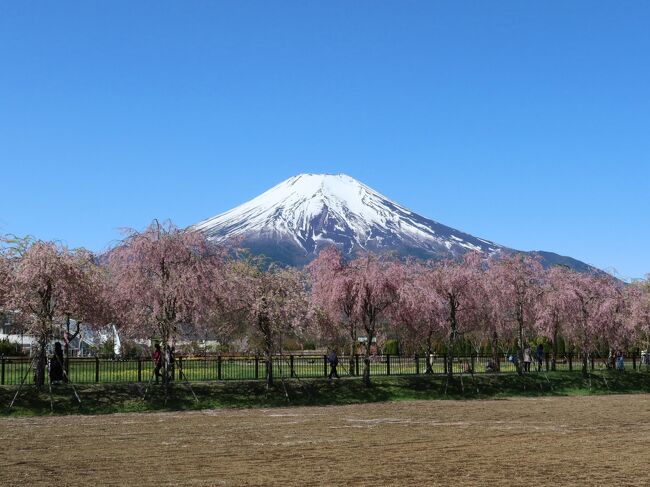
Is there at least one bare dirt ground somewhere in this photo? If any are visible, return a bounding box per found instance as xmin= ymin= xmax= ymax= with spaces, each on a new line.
xmin=2 ymin=395 xmax=650 ymax=486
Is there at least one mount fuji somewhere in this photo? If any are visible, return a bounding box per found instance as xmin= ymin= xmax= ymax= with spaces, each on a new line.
xmin=192 ymin=173 xmax=593 ymax=271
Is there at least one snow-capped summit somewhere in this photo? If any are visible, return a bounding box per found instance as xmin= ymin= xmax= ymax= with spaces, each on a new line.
xmin=193 ymin=173 xmax=502 ymax=263
xmin=192 ymin=173 xmax=592 ymax=270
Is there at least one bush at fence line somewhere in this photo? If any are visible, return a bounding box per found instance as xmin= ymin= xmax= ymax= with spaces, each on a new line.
xmin=182 ymin=342 xmax=229 ymax=355
xmin=98 ymin=339 xmax=116 ymax=359
xmin=529 ymin=337 xmax=550 ymax=354
xmin=383 ymin=339 xmax=399 ymax=355
xmin=427 ymin=338 xmax=477 ymax=357
xmin=281 ymin=337 xmax=308 ymax=351
xmin=120 ymin=340 xmax=146 ymax=359
xmin=0 ymin=338 xmax=27 ymax=356
xmin=179 ymin=341 xmax=204 ymax=356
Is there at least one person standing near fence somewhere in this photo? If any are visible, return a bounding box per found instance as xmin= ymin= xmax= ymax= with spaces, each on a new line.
xmin=536 ymin=343 xmax=544 ymax=372
xmin=152 ymin=343 xmax=163 ymax=383
xmin=167 ymin=346 xmax=176 ymax=382
xmin=327 ymin=349 xmax=340 ymax=380
xmin=49 ymin=341 xmax=64 ymax=384
xmin=616 ymin=351 xmax=625 ymax=371
xmin=606 ymin=349 xmax=613 ymax=369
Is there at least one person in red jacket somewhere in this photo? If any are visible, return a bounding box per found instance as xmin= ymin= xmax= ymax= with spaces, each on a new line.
xmin=152 ymin=343 xmax=163 ymax=383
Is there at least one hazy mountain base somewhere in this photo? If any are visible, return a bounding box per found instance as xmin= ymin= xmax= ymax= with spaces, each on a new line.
xmin=239 ymin=235 xmax=596 ymax=272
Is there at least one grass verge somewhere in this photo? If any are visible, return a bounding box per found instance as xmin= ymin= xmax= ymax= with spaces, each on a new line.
xmin=2 ymin=370 xmax=650 ymax=417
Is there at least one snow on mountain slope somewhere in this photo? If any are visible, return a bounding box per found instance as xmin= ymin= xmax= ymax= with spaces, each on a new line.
xmin=192 ymin=173 xmax=504 ymax=264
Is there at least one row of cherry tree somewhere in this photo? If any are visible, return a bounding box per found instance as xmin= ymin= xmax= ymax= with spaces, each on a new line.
xmin=1 ymin=221 xmax=649 ymax=387
xmin=313 ymin=247 xmax=650 ymax=384
xmin=0 ymin=223 xmax=308 ymax=388
xmin=312 ymin=249 xmax=650 ymax=381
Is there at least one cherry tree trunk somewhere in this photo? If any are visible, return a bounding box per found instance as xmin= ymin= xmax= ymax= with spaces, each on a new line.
xmin=64 ymin=342 xmax=70 ymax=382
xmin=582 ymin=352 xmax=589 ymax=378
xmin=447 ymin=304 xmax=458 ymax=379
xmin=34 ymin=334 xmax=48 ymax=389
xmin=491 ymin=331 xmax=500 ymax=372
xmin=266 ymin=350 xmax=274 ymax=388
xmin=516 ymin=317 xmax=524 ymax=376
xmin=551 ymin=328 xmax=559 ymax=372
xmin=35 ymin=335 xmax=48 ymax=388
xmin=447 ymin=345 xmax=454 ymax=379
xmin=362 ymin=329 xmax=374 ymax=387
xmin=348 ymin=326 xmax=357 ymax=376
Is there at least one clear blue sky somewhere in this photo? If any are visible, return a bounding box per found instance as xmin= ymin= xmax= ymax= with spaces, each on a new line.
xmin=1 ymin=1 xmax=648 ymax=279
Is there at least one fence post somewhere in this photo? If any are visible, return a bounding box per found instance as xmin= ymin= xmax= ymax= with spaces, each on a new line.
xmin=443 ymin=354 xmax=448 ymax=375
xmin=415 ymin=354 xmax=419 ymax=375
xmin=386 ymin=354 xmax=391 ymax=376
xmin=569 ymin=352 xmax=573 ymax=371
xmin=323 ymin=355 xmax=328 ymax=377
xmin=137 ymin=358 xmax=142 ymax=382
xmin=1 ymin=355 xmax=4 ymax=385
xmin=217 ymin=355 xmax=222 ymax=380
xmin=633 ymin=351 xmax=637 ymax=371
xmin=255 ymin=355 xmax=259 ymax=380
xmin=95 ymin=356 xmax=100 ymax=383
xmin=590 ymin=354 xmax=594 ymax=371
xmin=471 ymin=354 xmax=475 ymax=373
xmin=355 ymin=354 xmax=360 ymax=376
xmin=290 ymin=355 xmax=295 ymax=378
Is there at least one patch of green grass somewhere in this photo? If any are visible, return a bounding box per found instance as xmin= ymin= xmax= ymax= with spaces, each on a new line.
xmin=2 ymin=370 xmax=650 ymax=417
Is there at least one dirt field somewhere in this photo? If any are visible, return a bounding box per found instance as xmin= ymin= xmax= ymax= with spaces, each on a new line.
xmin=2 ymin=395 xmax=650 ymax=486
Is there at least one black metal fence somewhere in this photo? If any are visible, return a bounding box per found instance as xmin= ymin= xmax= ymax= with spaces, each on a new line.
xmin=0 ymin=352 xmax=646 ymax=386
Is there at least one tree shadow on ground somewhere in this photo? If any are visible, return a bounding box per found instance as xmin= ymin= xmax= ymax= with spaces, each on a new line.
xmin=2 ymin=371 xmax=650 ymax=416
